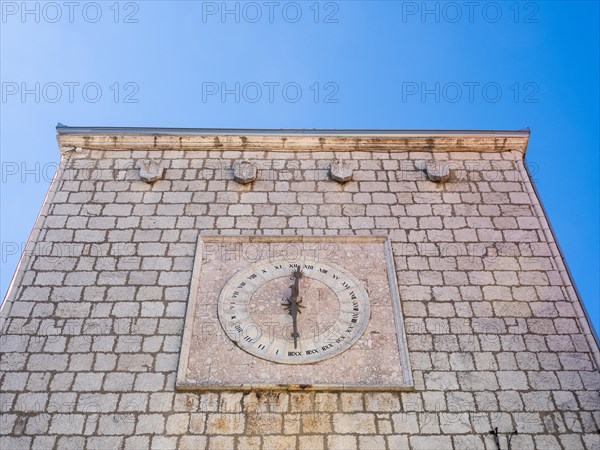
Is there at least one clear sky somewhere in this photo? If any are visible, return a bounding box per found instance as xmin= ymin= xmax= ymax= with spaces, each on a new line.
xmin=1 ymin=1 xmax=598 ymax=334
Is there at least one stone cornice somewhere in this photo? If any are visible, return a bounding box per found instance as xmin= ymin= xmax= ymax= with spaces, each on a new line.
xmin=56 ymin=126 xmax=530 ymax=154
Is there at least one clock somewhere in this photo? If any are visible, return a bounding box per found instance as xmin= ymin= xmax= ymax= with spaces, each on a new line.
xmin=217 ymin=257 xmax=370 ymax=364
xmin=176 ymin=236 xmax=414 ymax=391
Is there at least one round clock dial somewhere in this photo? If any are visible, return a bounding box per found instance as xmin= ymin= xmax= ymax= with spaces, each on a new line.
xmin=217 ymin=257 xmax=370 ymax=364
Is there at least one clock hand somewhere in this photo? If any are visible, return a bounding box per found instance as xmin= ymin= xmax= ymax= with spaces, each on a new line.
xmin=281 ymin=267 xmax=305 ymax=349
xmin=291 ymin=303 xmax=299 ymax=350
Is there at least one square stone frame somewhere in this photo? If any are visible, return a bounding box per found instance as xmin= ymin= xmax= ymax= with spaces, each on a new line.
xmin=176 ymin=235 xmax=414 ymax=391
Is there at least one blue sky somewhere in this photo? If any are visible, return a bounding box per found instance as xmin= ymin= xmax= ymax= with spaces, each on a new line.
xmin=1 ymin=1 xmax=598 ymax=334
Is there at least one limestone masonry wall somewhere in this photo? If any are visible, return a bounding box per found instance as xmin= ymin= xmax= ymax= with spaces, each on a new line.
xmin=1 ymin=145 xmax=599 ymax=450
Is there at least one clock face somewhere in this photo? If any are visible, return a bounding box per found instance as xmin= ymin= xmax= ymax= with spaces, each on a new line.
xmin=217 ymin=257 xmax=370 ymax=364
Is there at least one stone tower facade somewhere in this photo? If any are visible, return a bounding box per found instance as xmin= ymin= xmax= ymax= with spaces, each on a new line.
xmin=1 ymin=127 xmax=598 ymax=450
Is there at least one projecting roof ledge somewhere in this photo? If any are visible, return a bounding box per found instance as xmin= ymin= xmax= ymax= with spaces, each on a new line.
xmin=55 ymin=125 xmax=530 ymax=154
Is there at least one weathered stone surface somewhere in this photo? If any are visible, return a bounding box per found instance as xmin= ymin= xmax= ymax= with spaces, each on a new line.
xmin=0 ymin=129 xmax=597 ymax=449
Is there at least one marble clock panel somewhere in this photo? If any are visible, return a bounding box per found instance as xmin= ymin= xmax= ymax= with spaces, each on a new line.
xmin=176 ymin=236 xmax=413 ymax=390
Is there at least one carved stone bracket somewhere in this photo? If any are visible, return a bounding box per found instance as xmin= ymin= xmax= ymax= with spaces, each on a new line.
xmin=329 ymin=159 xmax=353 ymax=183
xmin=425 ymin=160 xmax=451 ymax=183
xmin=233 ymin=159 xmax=257 ymax=184
xmin=136 ymin=159 xmax=164 ymax=183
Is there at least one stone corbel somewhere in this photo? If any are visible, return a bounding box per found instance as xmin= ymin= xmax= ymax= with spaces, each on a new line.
xmin=329 ymin=159 xmax=353 ymax=183
xmin=233 ymin=159 xmax=258 ymax=184
xmin=425 ymin=160 xmax=451 ymax=183
xmin=136 ymin=159 xmax=164 ymax=183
